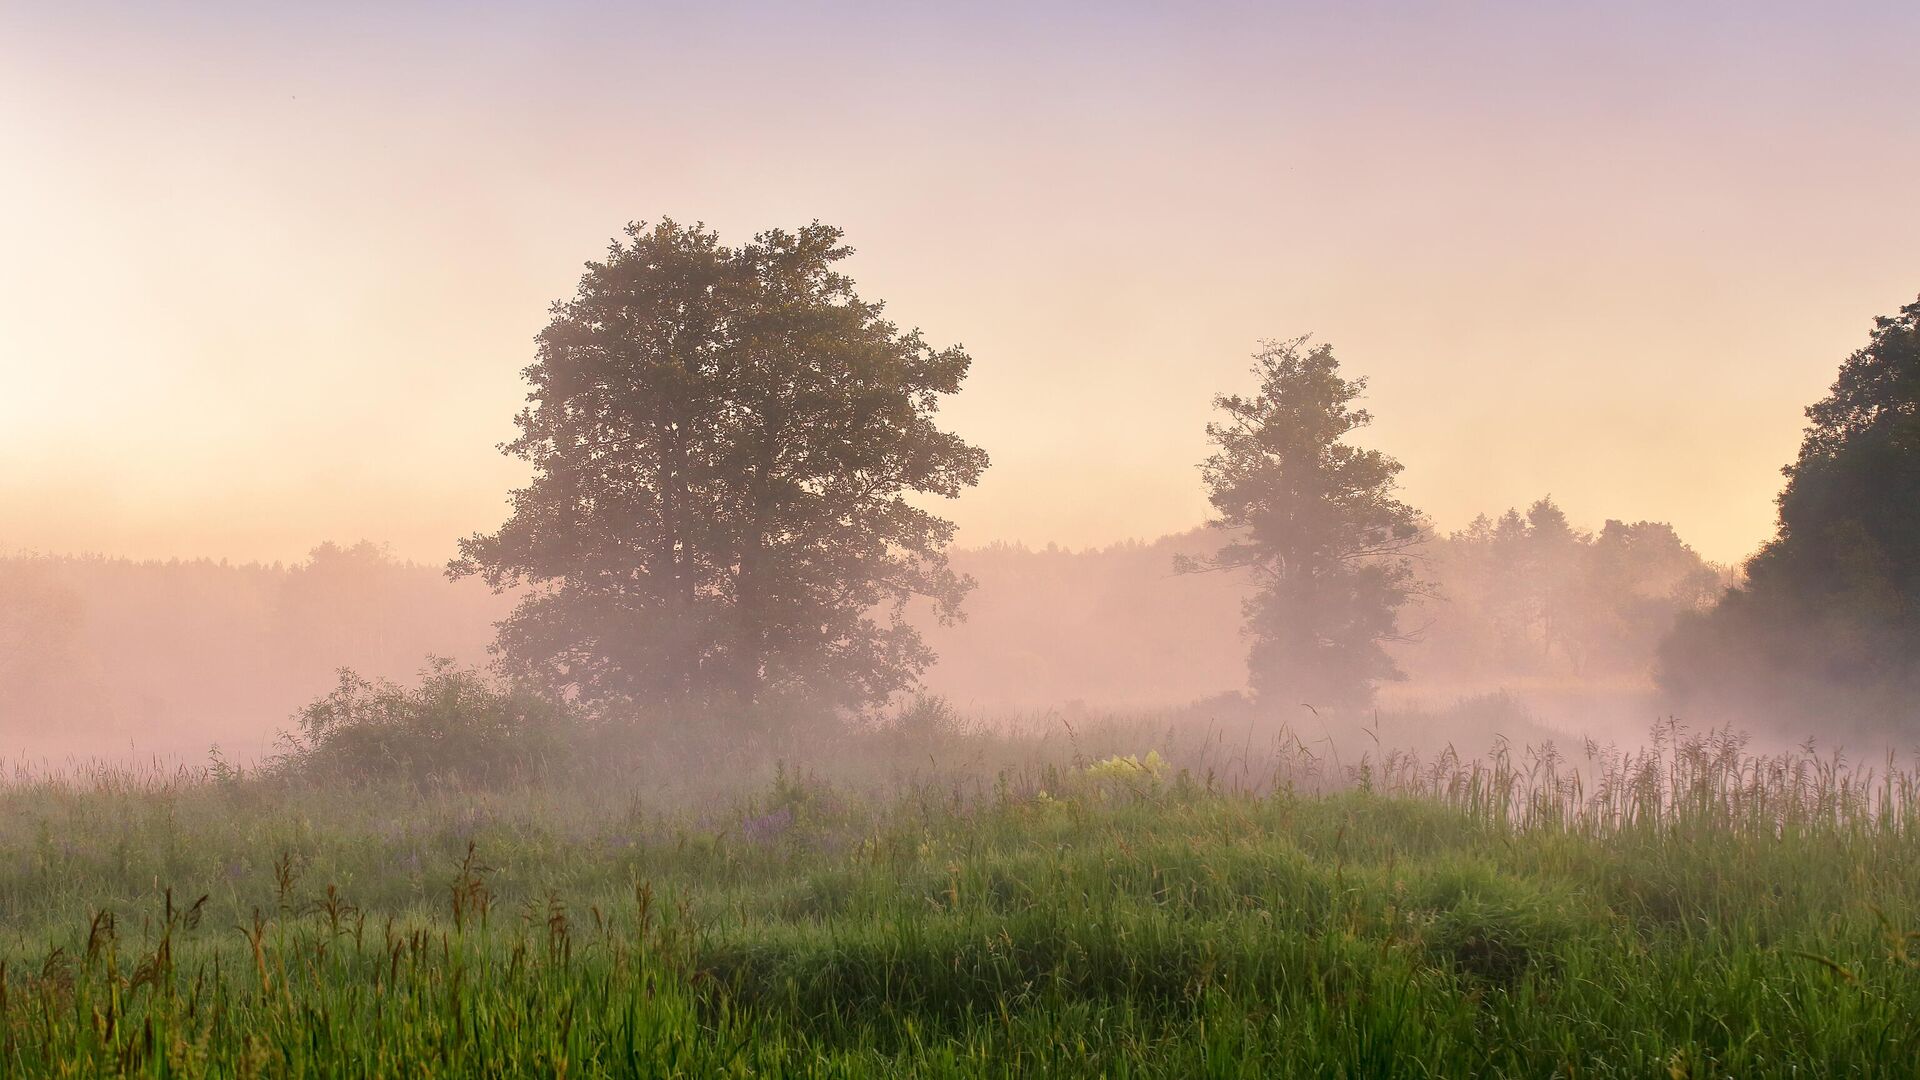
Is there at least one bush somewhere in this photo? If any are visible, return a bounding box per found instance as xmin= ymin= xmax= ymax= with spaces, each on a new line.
xmin=270 ymin=658 xmax=580 ymax=786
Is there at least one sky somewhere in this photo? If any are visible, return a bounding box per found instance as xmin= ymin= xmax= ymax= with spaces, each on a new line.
xmin=2 ymin=1 xmax=1917 ymax=566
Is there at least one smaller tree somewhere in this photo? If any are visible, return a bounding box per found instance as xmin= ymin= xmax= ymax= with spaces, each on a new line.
xmin=1178 ymin=338 xmax=1422 ymax=708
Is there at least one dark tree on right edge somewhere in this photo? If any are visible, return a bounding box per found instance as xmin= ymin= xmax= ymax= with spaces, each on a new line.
xmin=1661 ymin=295 xmax=1920 ymax=729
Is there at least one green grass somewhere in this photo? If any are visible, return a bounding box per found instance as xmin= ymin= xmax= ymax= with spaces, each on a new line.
xmin=2 ymin=727 xmax=1918 ymax=1076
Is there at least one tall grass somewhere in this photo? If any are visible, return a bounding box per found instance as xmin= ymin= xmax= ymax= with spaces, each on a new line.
xmin=2 ymin=718 xmax=1917 ymax=1076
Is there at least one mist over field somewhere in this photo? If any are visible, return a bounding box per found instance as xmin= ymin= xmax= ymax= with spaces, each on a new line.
xmin=4 ymin=3 xmax=1919 ymax=1076
xmin=1 ymin=512 xmax=1737 ymax=766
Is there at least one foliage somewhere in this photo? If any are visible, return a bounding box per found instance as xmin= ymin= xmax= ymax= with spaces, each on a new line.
xmin=1083 ymin=749 xmax=1168 ymax=780
xmin=1081 ymin=750 xmax=1170 ymax=795
xmin=3 ymin=724 xmax=1919 ymax=1076
xmin=1661 ymin=296 xmax=1920 ymax=730
xmin=268 ymin=659 xmax=580 ymax=786
xmin=451 ymin=220 xmax=988 ymax=720
xmin=1180 ymin=338 xmax=1422 ymax=707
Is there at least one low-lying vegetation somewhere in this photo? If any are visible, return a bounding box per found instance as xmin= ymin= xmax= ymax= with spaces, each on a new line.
xmin=3 ymin=718 xmax=1917 ymax=1076
xmin=266 ymin=659 xmax=581 ymax=787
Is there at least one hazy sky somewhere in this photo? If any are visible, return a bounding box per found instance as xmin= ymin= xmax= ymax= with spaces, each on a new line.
xmin=3 ymin=1 xmax=1917 ymax=565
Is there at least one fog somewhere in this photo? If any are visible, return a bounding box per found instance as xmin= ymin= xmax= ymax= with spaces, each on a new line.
xmin=0 ymin=502 xmax=1766 ymax=768
xmin=7 ymin=5 xmax=1919 ymax=776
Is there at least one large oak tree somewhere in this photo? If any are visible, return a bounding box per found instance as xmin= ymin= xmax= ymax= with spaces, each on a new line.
xmin=452 ymin=221 xmax=987 ymax=717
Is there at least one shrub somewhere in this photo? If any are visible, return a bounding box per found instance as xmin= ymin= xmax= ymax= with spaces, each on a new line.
xmin=270 ymin=658 xmax=580 ymax=786
xmin=888 ymin=692 xmax=967 ymax=737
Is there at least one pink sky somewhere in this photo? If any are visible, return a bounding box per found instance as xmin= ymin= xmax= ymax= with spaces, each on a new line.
xmin=3 ymin=2 xmax=1917 ymax=565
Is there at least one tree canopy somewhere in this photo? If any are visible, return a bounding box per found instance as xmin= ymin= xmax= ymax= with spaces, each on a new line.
xmin=1750 ymin=295 xmax=1920 ymax=620
xmin=1179 ymin=338 xmax=1421 ymax=708
xmin=451 ymin=220 xmax=988 ymax=718
xmin=1660 ymin=295 xmax=1920 ymax=728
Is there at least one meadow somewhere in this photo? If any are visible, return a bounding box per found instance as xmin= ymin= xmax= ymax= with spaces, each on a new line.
xmin=2 ymin=716 xmax=1917 ymax=1077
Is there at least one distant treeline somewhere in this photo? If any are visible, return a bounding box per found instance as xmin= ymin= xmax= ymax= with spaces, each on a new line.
xmin=0 ymin=543 xmax=504 ymax=755
xmin=932 ymin=499 xmax=1729 ymax=712
xmin=1412 ymin=501 xmax=1730 ymax=684
xmin=0 ymin=499 xmax=1726 ymax=753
